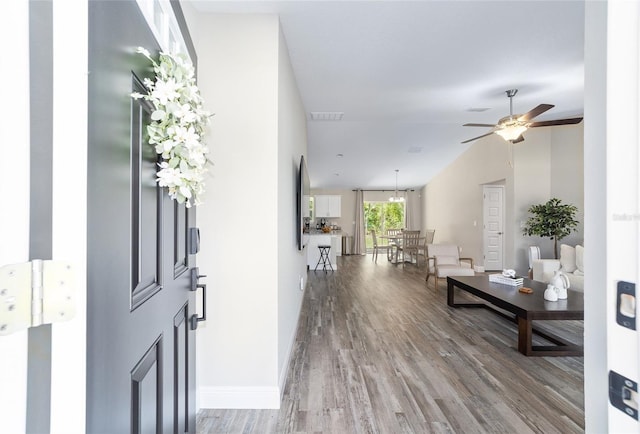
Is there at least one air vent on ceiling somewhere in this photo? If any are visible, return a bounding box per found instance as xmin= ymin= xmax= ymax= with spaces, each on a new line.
xmin=467 ymin=107 xmax=491 ymax=112
xmin=408 ymin=146 xmax=423 ymax=154
xmin=310 ymin=111 xmax=344 ymax=121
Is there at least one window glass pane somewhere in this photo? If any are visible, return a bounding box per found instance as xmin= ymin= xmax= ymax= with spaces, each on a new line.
xmin=364 ymin=201 xmax=405 ymax=252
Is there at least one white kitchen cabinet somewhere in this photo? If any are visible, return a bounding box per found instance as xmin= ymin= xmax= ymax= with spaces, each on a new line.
xmin=314 ymin=195 xmax=341 ymax=218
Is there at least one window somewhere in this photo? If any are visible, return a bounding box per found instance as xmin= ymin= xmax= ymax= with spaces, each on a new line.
xmin=364 ymin=201 xmax=405 ymax=250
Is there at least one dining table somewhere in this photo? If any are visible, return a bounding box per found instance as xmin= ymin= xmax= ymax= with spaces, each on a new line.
xmin=379 ymin=232 xmax=426 ymax=265
xmin=378 ymin=233 xmax=402 ymax=262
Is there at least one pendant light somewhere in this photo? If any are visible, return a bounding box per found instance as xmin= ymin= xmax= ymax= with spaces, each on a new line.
xmin=389 ymin=169 xmax=405 ymax=203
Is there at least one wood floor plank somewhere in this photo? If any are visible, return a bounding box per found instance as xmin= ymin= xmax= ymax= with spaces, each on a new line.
xmin=198 ymin=255 xmax=584 ymax=433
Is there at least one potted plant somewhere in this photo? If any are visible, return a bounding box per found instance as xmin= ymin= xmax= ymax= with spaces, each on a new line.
xmin=522 ymin=198 xmax=579 ymax=259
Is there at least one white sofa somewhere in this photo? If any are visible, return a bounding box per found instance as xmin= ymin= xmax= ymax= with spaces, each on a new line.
xmin=532 ymin=244 xmax=584 ymax=292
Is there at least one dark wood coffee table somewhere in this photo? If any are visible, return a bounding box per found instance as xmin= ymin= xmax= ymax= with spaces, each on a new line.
xmin=447 ymin=275 xmax=584 ymax=357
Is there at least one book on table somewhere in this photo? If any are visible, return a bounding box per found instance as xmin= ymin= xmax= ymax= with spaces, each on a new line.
xmin=489 ymin=274 xmax=524 ymax=286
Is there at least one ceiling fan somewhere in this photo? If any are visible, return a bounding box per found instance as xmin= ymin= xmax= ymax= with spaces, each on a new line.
xmin=461 ymin=89 xmax=583 ymax=144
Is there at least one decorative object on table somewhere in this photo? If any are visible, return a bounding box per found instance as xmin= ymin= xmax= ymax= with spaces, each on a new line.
xmin=502 ymin=269 xmax=516 ymax=278
xmin=549 ymin=269 xmax=570 ymax=299
xmin=544 ymin=284 xmax=559 ymax=301
xmin=131 ymin=47 xmax=211 ymax=208
xmin=519 ymin=287 xmax=533 ymax=294
xmin=489 ymin=271 xmax=524 ymax=287
xmin=522 ymin=198 xmax=579 ymax=259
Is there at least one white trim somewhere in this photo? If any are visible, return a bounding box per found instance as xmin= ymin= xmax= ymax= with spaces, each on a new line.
xmin=49 ymin=0 xmax=88 ymax=432
xmin=0 ymin=0 xmax=30 ymax=432
xmin=606 ymin=0 xmax=640 ymax=431
xmin=198 ymin=386 xmax=281 ymax=409
xmin=279 ymin=294 xmax=303 ymax=397
xmin=135 ymin=0 xmax=190 ymax=59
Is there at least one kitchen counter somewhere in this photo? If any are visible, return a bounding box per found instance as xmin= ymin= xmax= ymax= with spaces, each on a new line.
xmin=306 ymin=233 xmax=341 ymax=270
xmin=306 ymin=229 xmax=342 ymax=235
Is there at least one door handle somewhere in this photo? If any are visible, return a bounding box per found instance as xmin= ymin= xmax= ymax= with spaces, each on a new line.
xmin=190 ymin=283 xmax=206 ymax=330
xmin=190 ymin=267 xmax=207 ymax=291
xmin=189 ymin=267 xmax=207 ymax=330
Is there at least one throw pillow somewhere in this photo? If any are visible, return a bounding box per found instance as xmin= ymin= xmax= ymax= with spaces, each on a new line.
xmin=560 ymin=244 xmax=577 ymax=273
xmin=576 ymin=245 xmax=584 ymax=273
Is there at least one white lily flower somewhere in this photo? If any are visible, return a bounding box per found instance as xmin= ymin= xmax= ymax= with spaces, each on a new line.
xmin=132 ymin=48 xmax=211 ymax=208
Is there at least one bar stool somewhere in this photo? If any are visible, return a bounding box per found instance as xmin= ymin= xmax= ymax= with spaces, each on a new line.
xmin=314 ymin=245 xmax=333 ymax=272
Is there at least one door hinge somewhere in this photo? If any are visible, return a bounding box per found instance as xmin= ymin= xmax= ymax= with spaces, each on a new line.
xmin=0 ymin=260 xmax=76 ymax=336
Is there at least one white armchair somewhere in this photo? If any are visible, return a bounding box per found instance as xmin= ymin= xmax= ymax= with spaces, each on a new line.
xmin=532 ymin=244 xmax=584 ymax=292
xmin=425 ymin=244 xmax=475 ymax=291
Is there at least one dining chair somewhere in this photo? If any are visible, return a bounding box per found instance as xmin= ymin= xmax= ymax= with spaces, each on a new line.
xmin=417 ymin=229 xmax=435 ymax=261
xmin=370 ymin=230 xmax=390 ymax=263
xmin=425 ymin=229 xmax=435 ymax=244
xmin=385 ymin=228 xmax=403 ymax=261
xmin=396 ymin=230 xmax=421 ymax=267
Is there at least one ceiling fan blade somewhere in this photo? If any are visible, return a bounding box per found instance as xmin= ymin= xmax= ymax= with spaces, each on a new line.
xmin=463 ymin=123 xmax=496 ymax=127
xmin=528 ymin=117 xmax=584 ymax=127
xmin=518 ymin=104 xmax=554 ymax=122
xmin=461 ymin=131 xmax=495 ymax=144
xmin=511 ymin=135 xmax=525 ymax=144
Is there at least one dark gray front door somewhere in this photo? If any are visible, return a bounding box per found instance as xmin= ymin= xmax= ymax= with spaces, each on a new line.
xmin=87 ymin=2 xmax=197 ymax=432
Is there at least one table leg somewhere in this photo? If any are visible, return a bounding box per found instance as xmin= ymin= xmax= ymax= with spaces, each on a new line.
xmin=518 ymin=316 xmax=533 ymax=356
xmin=447 ymin=278 xmax=455 ymax=306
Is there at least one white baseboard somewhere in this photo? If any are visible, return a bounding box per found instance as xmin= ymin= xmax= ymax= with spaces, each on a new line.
xmin=198 ymin=386 xmax=281 ymax=409
xmin=474 ymin=265 xmax=485 ymax=272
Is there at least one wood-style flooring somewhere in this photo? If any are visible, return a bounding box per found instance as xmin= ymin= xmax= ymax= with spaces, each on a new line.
xmin=197 ymin=255 xmax=584 ymax=433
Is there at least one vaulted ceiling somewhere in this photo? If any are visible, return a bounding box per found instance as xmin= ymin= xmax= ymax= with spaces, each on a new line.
xmin=190 ymin=0 xmax=585 ymax=190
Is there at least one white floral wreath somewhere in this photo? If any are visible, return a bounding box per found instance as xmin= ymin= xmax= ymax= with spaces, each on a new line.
xmin=131 ymin=47 xmax=211 ymax=208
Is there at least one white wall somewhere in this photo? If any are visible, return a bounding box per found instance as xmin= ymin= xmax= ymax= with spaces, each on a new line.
xmin=422 ymin=132 xmax=514 ymax=269
xmin=550 ymin=126 xmax=585 ymax=249
xmin=186 ymin=12 xmax=307 ymax=409
xmin=422 ymin=123 xmax=583 ymax=275
xmin=277 ymin=27 xmax=308 ymax=393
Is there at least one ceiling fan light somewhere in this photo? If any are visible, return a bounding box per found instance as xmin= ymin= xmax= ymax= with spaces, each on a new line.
xmin=496 ymin=124 xmax=528 ymax=141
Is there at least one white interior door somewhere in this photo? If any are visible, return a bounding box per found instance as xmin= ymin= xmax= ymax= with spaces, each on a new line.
xmin=483 ymin=185 xmax=504 ymax=271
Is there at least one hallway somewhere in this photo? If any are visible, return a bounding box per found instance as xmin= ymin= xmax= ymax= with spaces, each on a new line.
xmin=198 ymin=255 xmax=584 ymax=433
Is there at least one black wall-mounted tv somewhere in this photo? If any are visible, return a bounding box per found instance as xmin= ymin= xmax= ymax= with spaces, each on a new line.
xmin=297 ymin=155 xmax=311 ymax=250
